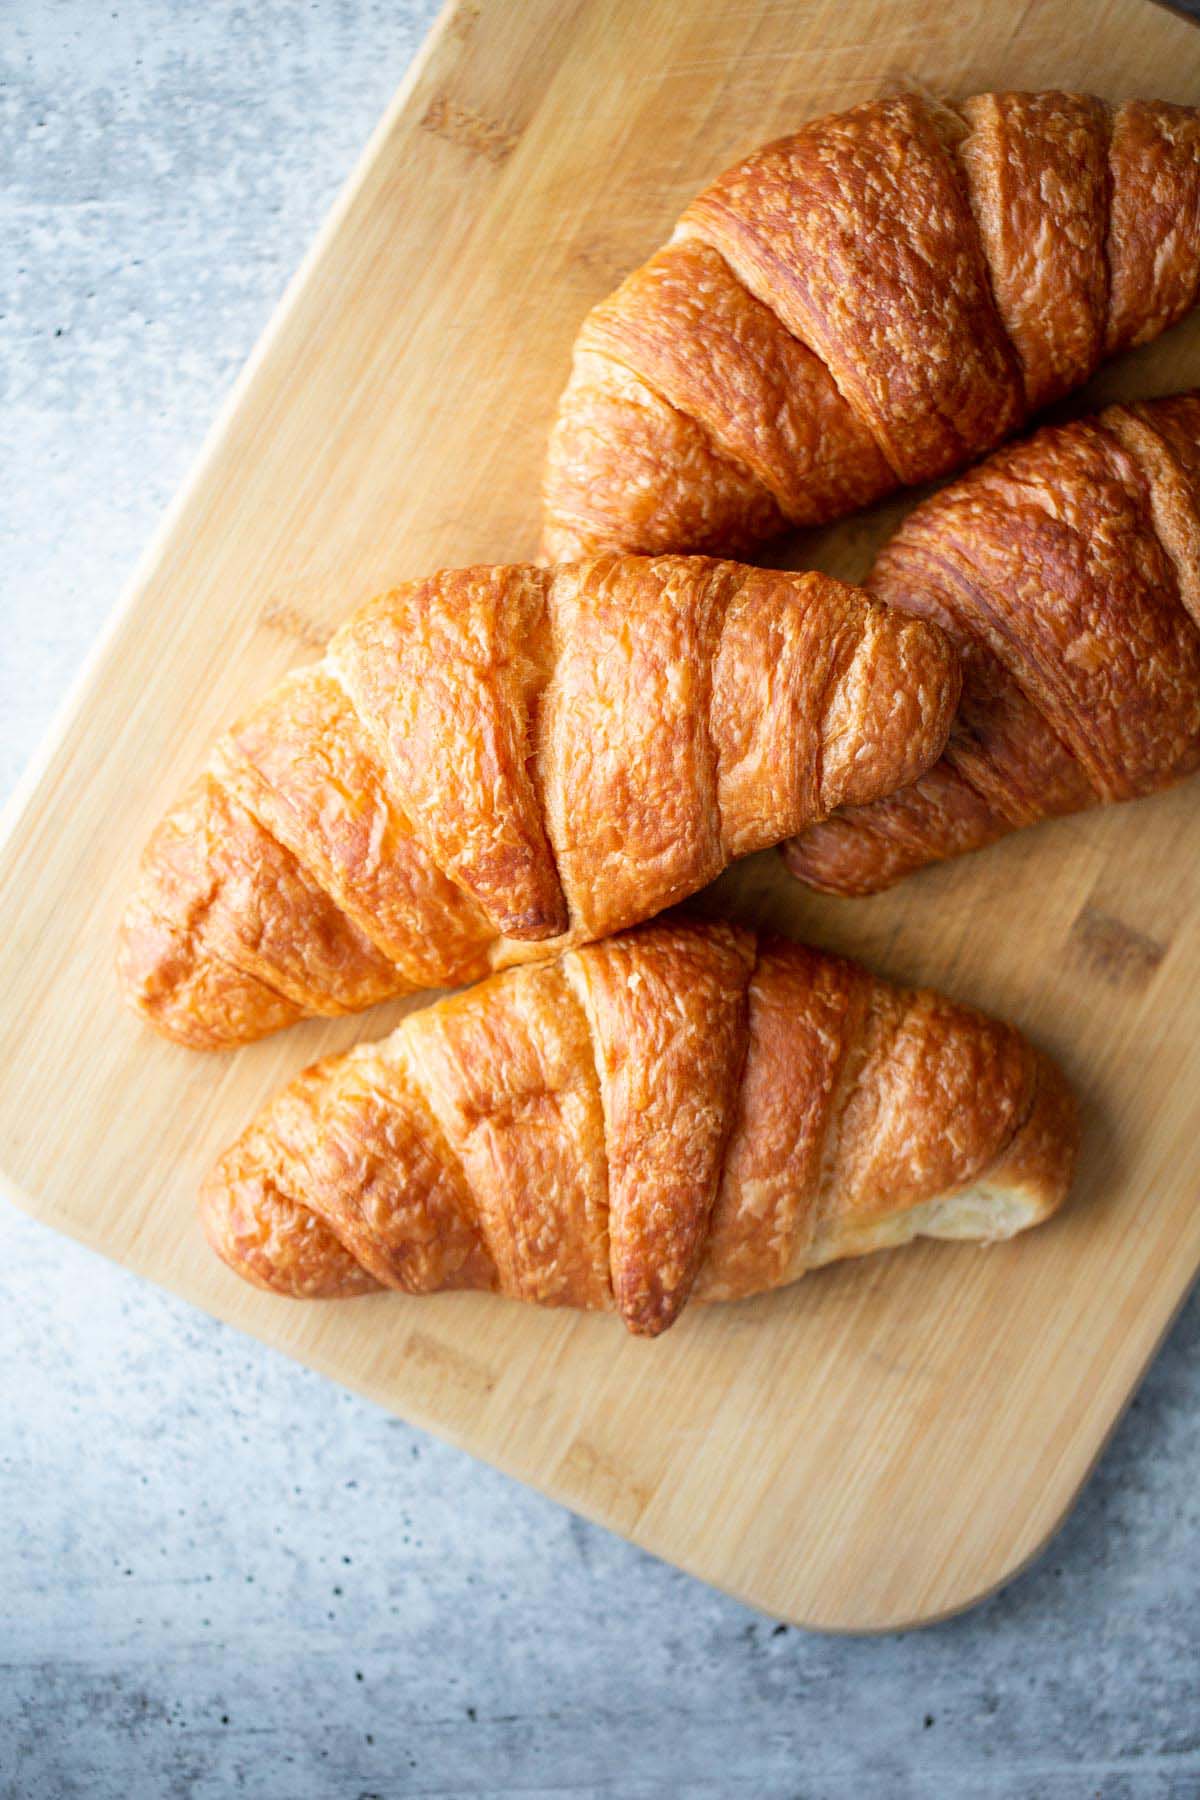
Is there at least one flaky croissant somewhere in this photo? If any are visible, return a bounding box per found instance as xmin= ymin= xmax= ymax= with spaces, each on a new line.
xmin=118 ymin=556 xmax=957 ymax=1048
xmin=786 ymin=392 xmax=1200 ymax=896
xmin=542 ymin=92 xmax=1200 ymax=562
xmin=201 ymin=920 xmax=1078 ymax=1336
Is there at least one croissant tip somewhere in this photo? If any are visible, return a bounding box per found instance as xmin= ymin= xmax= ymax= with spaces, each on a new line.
xmin=115 ymin=897 xmax=191 ymax=1039
xmin=615 ymin=1273 xmax=691 ymax=1338
xmin=115 ymin=902 xmax=253 ymax=1052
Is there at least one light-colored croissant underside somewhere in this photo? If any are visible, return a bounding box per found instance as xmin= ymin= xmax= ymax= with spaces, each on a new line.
xmin=202 ymin=922 xmax=1079 ymax=1337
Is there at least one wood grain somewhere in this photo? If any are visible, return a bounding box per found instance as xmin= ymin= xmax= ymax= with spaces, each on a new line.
xmin=1 ymin=0 xmax=1199 ymax=1632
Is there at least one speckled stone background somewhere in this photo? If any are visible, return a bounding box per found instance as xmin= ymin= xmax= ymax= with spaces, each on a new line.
xmin=3 ymin=5 xmax=1200 ymax=1796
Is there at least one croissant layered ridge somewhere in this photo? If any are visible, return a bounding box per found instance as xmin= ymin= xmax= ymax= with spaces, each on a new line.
xmin=118 ymin=556 xmax=959 ymax=1047
xmin=785 ymin=393 xmax=1200 ymax=895
xmin=543 ymin=92 xmax=1200 ymax=560
xmin=201 ymin=921 xmax=1079 ymax=1336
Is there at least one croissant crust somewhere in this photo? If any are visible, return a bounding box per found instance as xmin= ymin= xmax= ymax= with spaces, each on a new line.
xmin=119 ymin=556 xmax=958 ymax=1046
xmin=786 ymin=393 xmax=1200 ymax=895
xmin=543 ymin=92 xmax=1200 ymax=560
xmin=201 ymin=921 xmax=1078 ymax=1336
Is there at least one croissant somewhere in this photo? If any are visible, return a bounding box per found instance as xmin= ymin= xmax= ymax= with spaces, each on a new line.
xmin=542 ymin=92 xmax=1200 ymax=562
xmin=201 ymin=919 xmax=1078 ymax=1336
xmin=118 ymin=555 xmax=958 ymax=1048
xmin=785 ymin=392 xmax=1200 ymax=896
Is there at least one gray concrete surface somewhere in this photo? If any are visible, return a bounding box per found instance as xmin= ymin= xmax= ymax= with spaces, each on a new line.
xmin=2 ymin=5 xmax=1199 ymax=1796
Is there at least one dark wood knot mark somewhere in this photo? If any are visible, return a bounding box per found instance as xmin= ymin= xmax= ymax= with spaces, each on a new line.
xmin=404 ymin=1329 xmax=497 ymax=1399
xmin=259 ymin=599 xmax=330 ymax=656
xmin=568 ymin=235 xmax=634 ymax=286
xmin=419 ymin=94 xmax=520 ymax=166
xmin=448 ymin=0 xmax=480 ymax=41
xmin=1069 ymin=905 xmax=1167 ymax=987
xmin=559 ymin=1439 xmax=653 ymax=1528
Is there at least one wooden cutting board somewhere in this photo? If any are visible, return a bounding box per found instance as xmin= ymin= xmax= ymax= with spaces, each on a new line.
xmin=3 ymin=0 xmax=1199 ymax=1634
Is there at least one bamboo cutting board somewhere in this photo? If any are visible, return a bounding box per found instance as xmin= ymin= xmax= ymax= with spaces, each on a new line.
xmin=3 ymin=0 xmax=1200 ymax=1633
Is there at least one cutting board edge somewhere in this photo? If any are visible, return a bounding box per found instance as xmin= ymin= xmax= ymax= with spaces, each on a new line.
xmin=0 ymin=0 xmax=460 ymax=873
xmin=6 ymin=1154 xmax=1193 ymax=1634
xmin=3 ymin=0 xmax=1200 ymax=1638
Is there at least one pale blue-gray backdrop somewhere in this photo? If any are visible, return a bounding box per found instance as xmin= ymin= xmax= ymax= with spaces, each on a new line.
xmin=2 ymin=6 xmax=1198 ymax=1795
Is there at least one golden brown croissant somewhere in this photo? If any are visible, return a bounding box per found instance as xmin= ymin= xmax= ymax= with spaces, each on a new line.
xmin=201 ymin=919 xmax=1078 ymax=1336
xmin=785 ymin=392 xmax=1200 ymax=896
xmin=542 ymin=92 xmax=1200 ymax=562
xmin=118 ymin=555 xmax=958 ymax=1048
